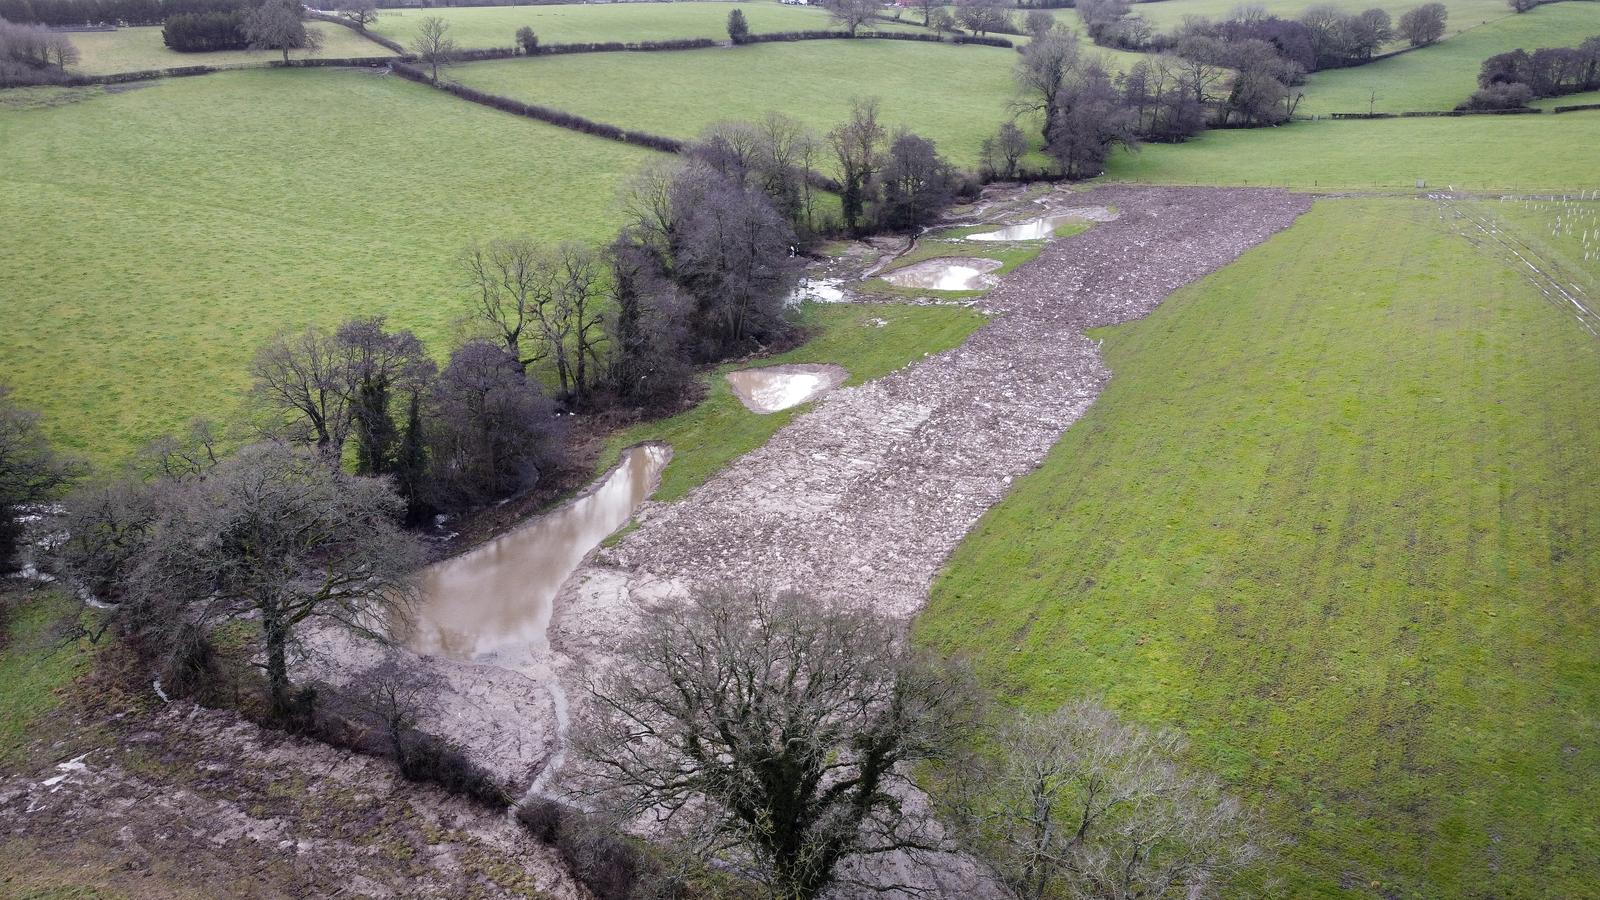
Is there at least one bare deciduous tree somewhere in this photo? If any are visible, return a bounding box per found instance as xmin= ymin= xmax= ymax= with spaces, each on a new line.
xmin=934 ymin=698 xmax=1267 ymax=900
xmin=412 ymin=15 xmax=456 ymax=83
xmin=461 ymin=238 xmax=602 ymax=402
xmin=877 ymin=129 xmax=957 ymax=231
xmin=425 ymin=339 xmax=562 ymax=509
xmin=462 ymin=237 xmax=547 ymax=371
xmin=827 ymin=97 xmax=886 ymax=234
xmin=243 ymin=0 xmax=323 ymax=64
xmin=981 ymin=120 xmax=1030 ymax=180
xmin=1397 ymin=2 xmax=1447 ymax=46
xmin=552 ymin=242 xmax=606 ymax=405
xmin=336 ymin=0 xmax=379 ymax=31
xmin=1015 ymin=25 xmax=1083 ymax=141
xmin=957 ymin=0 xmax=1012 ymax=36
xmin=824 ymin=0 xmax=878 ymax=37
xmin=122 ymin=443 xmax=422 ymax=716
xmin=0 ymin=385 xmax=82 ymax=572
xmin=252 ymin=326 xmax=354 ymax=460
xmin=570 ymin=585 xmax=978 ymax=900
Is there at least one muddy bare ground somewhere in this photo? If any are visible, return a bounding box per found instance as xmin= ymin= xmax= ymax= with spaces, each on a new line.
xmin=0 ymin=693 xmax=581 ymax=898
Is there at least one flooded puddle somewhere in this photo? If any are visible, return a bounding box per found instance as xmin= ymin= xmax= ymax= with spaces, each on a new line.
xmin=966 ymin=206 xmax=1117 ymax=241
xmin=404 ymin=443 xmax=671 ymax=662
xmin=726 ymin=363 xmax=848 ymax=414
xmin=880 ymin=257 xmax=1002 ymax=291
xmin=786 ymin=277 xmax=846 ymax=306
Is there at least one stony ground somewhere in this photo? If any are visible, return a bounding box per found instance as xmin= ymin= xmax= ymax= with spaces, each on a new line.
xmin=555 ymin=185 xmax=1311 ymax=660
xmin=544 ymin=185 xmax=1313 ymax=894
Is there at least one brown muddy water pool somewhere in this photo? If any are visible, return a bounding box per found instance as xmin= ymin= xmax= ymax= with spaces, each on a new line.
xmin=880 ymin=257 xmax=1002 ymax=291
xmin=725 ymin=363 xmax=848 ymax=414
xmin=404 ymin=443 xmax=672 ymax=662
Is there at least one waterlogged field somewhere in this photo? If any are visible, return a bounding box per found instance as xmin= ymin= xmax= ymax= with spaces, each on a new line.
xmin=1298 ymin=3 xmax=1600 ymax=115
xmin=1104 ymin=112 xmax=1600 ymax=191
xmin=369 ymin=0 xmax=871 ymax=49
xmin=598 ymin=302 xmax=985 ymax=504
xmin=0 ymin=68 xmax=656 ymax=461
xmin=452 ymin=39 xmax=1023 ymax=167
xmin=916 ymin=198 xmax=1600 ymax=897
xmin=66 ymin=22 xmax=391 ymax=75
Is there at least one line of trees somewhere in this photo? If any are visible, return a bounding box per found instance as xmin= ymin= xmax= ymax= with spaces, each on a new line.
xmin=160 ymin=0 xmax=320 ymax=58
xmin=1463 ymin=34 xmax=1600 ymax=109
xmin=0 ymin=15 xmax=78 ymax=84
xmin=0 ymin=0 xmax=261 ymax=26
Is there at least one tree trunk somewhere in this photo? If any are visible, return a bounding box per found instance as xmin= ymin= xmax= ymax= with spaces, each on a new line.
xmin=264 ymin=613 xmax=292 ymax=718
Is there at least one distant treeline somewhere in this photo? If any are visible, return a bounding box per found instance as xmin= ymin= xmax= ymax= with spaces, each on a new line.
xmin=0 ymin=0 xmax=251 ymax=27
xmin=1462 ymin=34 xmax=1600 ymax=109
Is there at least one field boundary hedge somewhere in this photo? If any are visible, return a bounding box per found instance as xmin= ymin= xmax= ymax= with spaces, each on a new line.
xmin=1327 ymin=107 xmax=1544 ymax=118
xmin=306 ymin=9 xmax=407 ymax=54
xmin=388 ymin=60 xmax=684 ymax=152
xmin=733 ymin=29 xmax=1012 ymax=48
xmin=1551 ymin=102 xmax=1600 ymax=113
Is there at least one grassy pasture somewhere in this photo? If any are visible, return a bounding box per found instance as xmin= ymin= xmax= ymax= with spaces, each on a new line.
xmin=598 ymin=301 xmax=985 ymax=504
xmin=1299 ymin=3 xmax=1600 ymax=115
xmin=65 ymin=22 xmax=391 ymax=75
xmin=451 ymin=39 xmax=1023 ymax=167
xmin=368 ymin=0 xmax=887 ymax=49
xmin=916 ymin=198 xmax=1600 ymax=897
xmin=0 ymin=68 xmax=657 ymax=462
xmin=1103 ymin=112 xmax=1600 ymax=191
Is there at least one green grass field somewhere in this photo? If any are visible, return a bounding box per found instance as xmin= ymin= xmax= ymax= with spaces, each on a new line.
xmin=369 ymin=0 xmax=875 ymax=49
xmin=1103 ymin=112 xmax=1600 ymax=191
xmin=0 ymin=591 xmax=95 ymax=768
xmin=65 ymin=22 xmax=391 ymax=76
xmin=1299 ymin=3 xmax=1600 ymax=115
xmin=915 ymin=198 xmax=1600 ymax=897
xmin=598 ymin=301 xmax=985 ymax=503
xmin=0 ymin=68 xmax=657 ymax=462
xmin=451 ymin=39 xmax=1023 ymax=167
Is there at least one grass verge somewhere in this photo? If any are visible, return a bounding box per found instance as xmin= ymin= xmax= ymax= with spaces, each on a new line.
xmin=0 ymin=589 xmax=96 ymax=770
